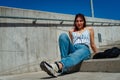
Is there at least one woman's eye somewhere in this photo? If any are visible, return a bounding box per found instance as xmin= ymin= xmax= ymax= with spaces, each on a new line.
xmin=76 ymin=20 xmax=83 ymax=22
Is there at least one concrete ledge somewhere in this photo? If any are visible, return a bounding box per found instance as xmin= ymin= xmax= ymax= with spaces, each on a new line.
xmin=79 ymin=58 xmax=120 ymax=72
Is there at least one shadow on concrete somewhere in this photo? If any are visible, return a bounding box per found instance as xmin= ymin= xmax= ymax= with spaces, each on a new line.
xmin=0 ymin=23 xmax=73 ymax=27
xmin=40 ymin=62 xmax=82 ymax=79
xmin=0 ymin=23 xmax=111 ymax=27
xmin=40 ymin=76 xmax=57 ymax=79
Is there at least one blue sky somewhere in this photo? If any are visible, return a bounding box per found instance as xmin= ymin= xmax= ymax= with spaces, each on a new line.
xmin=0 ymin=0 xmax=120 ymax=20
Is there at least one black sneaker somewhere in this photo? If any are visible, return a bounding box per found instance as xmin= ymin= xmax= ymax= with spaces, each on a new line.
xmin=40 ymin=61 xmax=58 ymax=77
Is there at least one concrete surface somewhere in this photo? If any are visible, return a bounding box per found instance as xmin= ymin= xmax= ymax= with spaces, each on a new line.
xmin=0 ymin=6 xmax=120 ymax=75
xmin=0 ymin=71 xmax=120 ymax=80
xmin=80 ymin=58 xmax=120 ymax=72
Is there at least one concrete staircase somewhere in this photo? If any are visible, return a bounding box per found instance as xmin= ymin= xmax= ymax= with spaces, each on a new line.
xmin=44 ymin=41 xmax=120 ymax=74
xmin=79 ymin=42 xmax=120 ymax=73
xmin=0 ymin=43 xmax=120 ymax=80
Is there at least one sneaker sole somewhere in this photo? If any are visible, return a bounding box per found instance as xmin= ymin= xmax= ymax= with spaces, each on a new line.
xmin=40 ymin=61 xmax=56 ymax=77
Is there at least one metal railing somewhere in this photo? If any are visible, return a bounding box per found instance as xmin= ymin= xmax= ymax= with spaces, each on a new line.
xmin=0 ymin=16 xmax=73 ymax=22
xmin=0 ymin=16 xmax=120 ymax=26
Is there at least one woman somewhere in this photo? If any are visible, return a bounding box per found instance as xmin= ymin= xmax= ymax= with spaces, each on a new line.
xmin=40 ymin=13 xmax=98 ymax=77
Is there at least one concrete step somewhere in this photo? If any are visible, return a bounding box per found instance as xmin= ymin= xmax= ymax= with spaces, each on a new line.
xmin=98 ymin=46 xmax=120 ymax=52
xmin=0 ymin=43 xmax=120 ymax=76
xmin=98 ymin=42 xmax=120 ymax=52
xmin=0 ymin=58 xmax=119 ymax=80
xmin=35 ymin=58 xmax=119 ymax=73
xmin=0 ymin=71 xmax=120 ymax=80
xmin=80 ymin=58 xmax=120 ymax=72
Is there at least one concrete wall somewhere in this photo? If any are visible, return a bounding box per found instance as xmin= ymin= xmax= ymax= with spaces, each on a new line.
xmin=0 ymin=6 xmax=120 ymax=75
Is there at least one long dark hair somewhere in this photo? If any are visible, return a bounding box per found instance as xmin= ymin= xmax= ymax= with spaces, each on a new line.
xmin=74 ymin=13 xmax=86 ymax=31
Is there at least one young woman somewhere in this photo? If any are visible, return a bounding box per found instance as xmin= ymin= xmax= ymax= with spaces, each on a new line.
xmin=40 ymin=13 xmax=98 ymax=77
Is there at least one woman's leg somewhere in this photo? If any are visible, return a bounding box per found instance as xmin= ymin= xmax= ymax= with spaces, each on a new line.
xmin=40 ymin=33 xmax=75 ymax=76
xmin=40 ymin=33 xmax=75 ymax=77
xmin=60 ymin=44 xmax=91 ymax=72
xmin=59 ymin=33 xmax=75 ymax=59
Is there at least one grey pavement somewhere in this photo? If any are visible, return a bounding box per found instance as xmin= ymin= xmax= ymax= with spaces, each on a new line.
xmin=0 ymin=71 xmax=120 ymax=80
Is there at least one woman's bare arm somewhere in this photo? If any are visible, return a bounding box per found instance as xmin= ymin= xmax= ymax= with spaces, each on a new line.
xmin=89 ymin=27 xmax=98 ymax=54
xmin=69 ymin=29 xmax=74 ymax=43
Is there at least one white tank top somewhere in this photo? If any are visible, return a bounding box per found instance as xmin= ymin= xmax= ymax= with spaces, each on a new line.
xmin=72 ymin=29 xmax=90 ymax=46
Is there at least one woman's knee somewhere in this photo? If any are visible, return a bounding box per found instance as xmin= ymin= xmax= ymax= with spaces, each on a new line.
xmin=59 ymin=33 xmax=69 ymax=41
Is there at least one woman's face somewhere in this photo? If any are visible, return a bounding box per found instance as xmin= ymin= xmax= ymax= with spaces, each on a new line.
xmin=75 ymin=17 xmax=84 ymax=30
